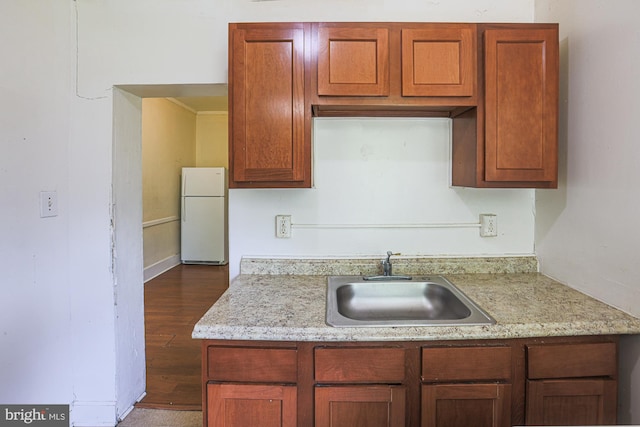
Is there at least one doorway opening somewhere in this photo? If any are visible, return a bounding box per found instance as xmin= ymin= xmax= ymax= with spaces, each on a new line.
xmin=112 ymin=83 xmax=229 ymax=412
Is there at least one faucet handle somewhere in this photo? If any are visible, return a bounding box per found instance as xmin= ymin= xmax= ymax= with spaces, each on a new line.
xmin=386 ymin=251 xmax=401 ymax=260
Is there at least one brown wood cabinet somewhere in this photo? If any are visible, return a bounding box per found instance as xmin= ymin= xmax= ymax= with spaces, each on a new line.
xmin=311 ymin=22 xmax=477 ymax=116
xmin=207 ymin=383 xmax=297 ymax=427
xmin=316 ymin=25 xmax=390 ymax=97
xmin=227 ymin=22 xmax=559 ymax=188
xmin=452 ymin=24 xmax=559 ymax=188
xmin=421 ymin=346 xmax=512 ymax=427
xmin=316 ymin=386 xmax=406 ymax=427
xmin=228 ymin=23 xmax=311 ymax=188
xmin=525 ymin=342 xmax=618 ymax=425
xmin=201 ymin=336 xmax=618 ymax=427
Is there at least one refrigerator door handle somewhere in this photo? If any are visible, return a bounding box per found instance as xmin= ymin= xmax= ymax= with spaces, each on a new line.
xmin=182 ymin=197 xmax=186 ymax=222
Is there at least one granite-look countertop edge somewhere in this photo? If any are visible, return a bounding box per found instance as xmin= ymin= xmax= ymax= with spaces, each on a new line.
xmin=192 ymin=273 xmax=640 ymax=342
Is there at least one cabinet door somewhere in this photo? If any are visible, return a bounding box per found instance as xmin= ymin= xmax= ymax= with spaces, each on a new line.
xmin=483 ymin=28 xmax=558 ymax=184
xmin=526 ymin=379 xmax=617 ymax=425
xmin=229 ymin=25 xmax=309 ymax=187
xmin=422 ymin=383 xmax=511 ymax=427
xmin=315 ymin=386 xmax=405 ymax=427
xmin=207 ymin=383 xmax=296 ymax=427
xmin=317 ymin=25 xmax=390 ymax=96
xmin=402 ymin=25 xmax=476 ymax=97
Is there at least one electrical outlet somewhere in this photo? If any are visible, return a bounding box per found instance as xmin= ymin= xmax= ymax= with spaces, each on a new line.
xmin=479 ymin=214 xmax=497 ymax=237
xmin=275 ymin=215 xmax=292 ymax=238
xmin=40 ymin=191 xmax=58 ymax=218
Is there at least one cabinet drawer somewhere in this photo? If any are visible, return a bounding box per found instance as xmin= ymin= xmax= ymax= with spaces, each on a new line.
xmin=527 ymin=342 xmax=617 ymax=379
xmin=315 ymin=347 xmax=405 ymax=383
xmin=207 ymin=346 xmax=297 ymax=382
xmin=422 ymin=346 xmax=511 ymax=382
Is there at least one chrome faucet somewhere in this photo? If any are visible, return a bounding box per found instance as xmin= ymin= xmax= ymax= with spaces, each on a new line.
xmin=382 ymin=251 xmax=397 ymax=276
xmin=363 ymin=251 xmax=412 ymax=281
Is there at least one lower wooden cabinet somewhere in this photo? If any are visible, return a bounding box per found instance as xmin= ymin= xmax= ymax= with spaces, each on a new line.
xmin=526 ymin=379 xmax=616 ymax=425
xmin=315 ymin=386 xmax=406 ymax=427
xmin=201 ymin=337 xmax=619 ymax=427
xmin=422 ymin=383 xmax=511 ymax=427
xmin=525 ymin=342 xmax=618 ymax=425
xmin=207 ymin=383 xmax=297 ymax=427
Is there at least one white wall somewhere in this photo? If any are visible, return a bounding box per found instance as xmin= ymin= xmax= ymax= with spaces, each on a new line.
xmin=230 ymin=118 xmax=536 ymax=278
xmin=2 ymin=1 xmax=540 ymax=426
xmin=534 ymin=0 xmax=640 ymax=422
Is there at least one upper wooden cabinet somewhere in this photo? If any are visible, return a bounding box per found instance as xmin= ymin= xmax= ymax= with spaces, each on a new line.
xmin=227 ymin=22 xmax=559 ymax=189
xmin=452 ymin=24 xmax=559 ymax=188
xmin=312 ymin=23 xmax=477 ymax=115
xmin=317 ymin=26 xmax=390 ymax=96
xmin=228 ymin=23 xmax=311 ymax=188
xmin=401 ymin=26 xmax=475 ymax=97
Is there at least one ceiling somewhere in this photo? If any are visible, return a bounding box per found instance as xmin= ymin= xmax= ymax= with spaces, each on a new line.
xmin=116 ymin=84 xmax=229 ymax=112
xmin=173 ymin=96 xmax=228 ymax=112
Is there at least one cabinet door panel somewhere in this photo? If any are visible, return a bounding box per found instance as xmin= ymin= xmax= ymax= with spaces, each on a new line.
xmin=208 ymin=383 xmax=296 ymax=427
xmin=402 ymin=25 xmax=476 ymax=97
xmin=484 ymin=28 xmax=558 ymax=184
xmin=526 ymin=379 xmax=617 ymax=425
xmin=317 ymin=26 xmax=389 ymax=96
xmin=422 ymin=383 xmax=511 ymax=427
xmin=230 ymin=26 xmax=307 ymax=186
xmin=315 ymin=386 xmax=405 ymax=427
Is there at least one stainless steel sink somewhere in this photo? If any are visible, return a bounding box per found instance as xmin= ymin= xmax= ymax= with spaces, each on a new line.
xmin=326 ymin=275 xmax=496 ymax=327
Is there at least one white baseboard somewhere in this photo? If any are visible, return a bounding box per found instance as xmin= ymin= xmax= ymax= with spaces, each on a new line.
xmin=144 ymin=255 xmax=181 ymax=282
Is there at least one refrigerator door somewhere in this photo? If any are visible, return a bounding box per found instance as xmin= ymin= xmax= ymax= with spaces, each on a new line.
xmin=181 ymin=196 xmax=226 ymax=264
xmin=182 ymin=167 xmax=226 ymax=197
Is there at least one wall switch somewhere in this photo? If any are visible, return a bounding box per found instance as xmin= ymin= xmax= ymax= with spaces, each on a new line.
xmin=276 ymin=215 xmax=292 ymax=238
xmin=479 ymin=214 xmax=497 ymax=237
xmin=40 ymin=191 xmax=58 ymax=218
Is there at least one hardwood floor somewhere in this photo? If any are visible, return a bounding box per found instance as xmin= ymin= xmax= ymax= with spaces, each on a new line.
xmin=137 ymin=264 xmax=229 ymax=410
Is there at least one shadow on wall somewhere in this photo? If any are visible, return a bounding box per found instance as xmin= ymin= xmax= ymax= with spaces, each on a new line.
xmin=535 ymin=36 xmax=569 ymax=243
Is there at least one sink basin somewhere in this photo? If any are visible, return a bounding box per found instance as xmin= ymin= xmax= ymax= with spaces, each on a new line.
xmin=326 ymin=275 xmax=496 ymax=327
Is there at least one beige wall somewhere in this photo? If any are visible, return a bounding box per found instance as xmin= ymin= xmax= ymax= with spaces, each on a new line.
xmin=142 ymin=98 xmax=197 ymax=271
xmin=196 ymin=112 xmax=228 ymax=168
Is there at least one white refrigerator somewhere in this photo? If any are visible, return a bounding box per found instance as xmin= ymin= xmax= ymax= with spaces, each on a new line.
xmin=181 ymin=167 xmax=228 ymax=265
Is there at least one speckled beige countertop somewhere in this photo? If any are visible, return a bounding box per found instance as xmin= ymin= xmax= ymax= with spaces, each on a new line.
xmin=192 ymin=256 xmax=640 ymax=342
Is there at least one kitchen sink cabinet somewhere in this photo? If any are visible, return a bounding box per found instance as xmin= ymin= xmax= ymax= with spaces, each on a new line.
xmin=203 ymin=344 xmax=299 ymax=427
xmin=201 ymin=337 xmax=618 ymax=427
xmin=421 ymin=346 xmax=512 ymax=427
xmin=452 ymin=24 xmax=559 ymax=188
xmin=207 ymin=383 xmax=297 ymax=427
xmin=525 ymin=342 xmax=618 ymax=425
xmin=315 ymin=347 xmax=407 ymax=426
xmin=315 ymin=386 xmax=406 ymax=427
xmin=422 ymin=383 xmax=511 ymax=427
xmin=228 ymin=23 xmax=311 ymax=188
